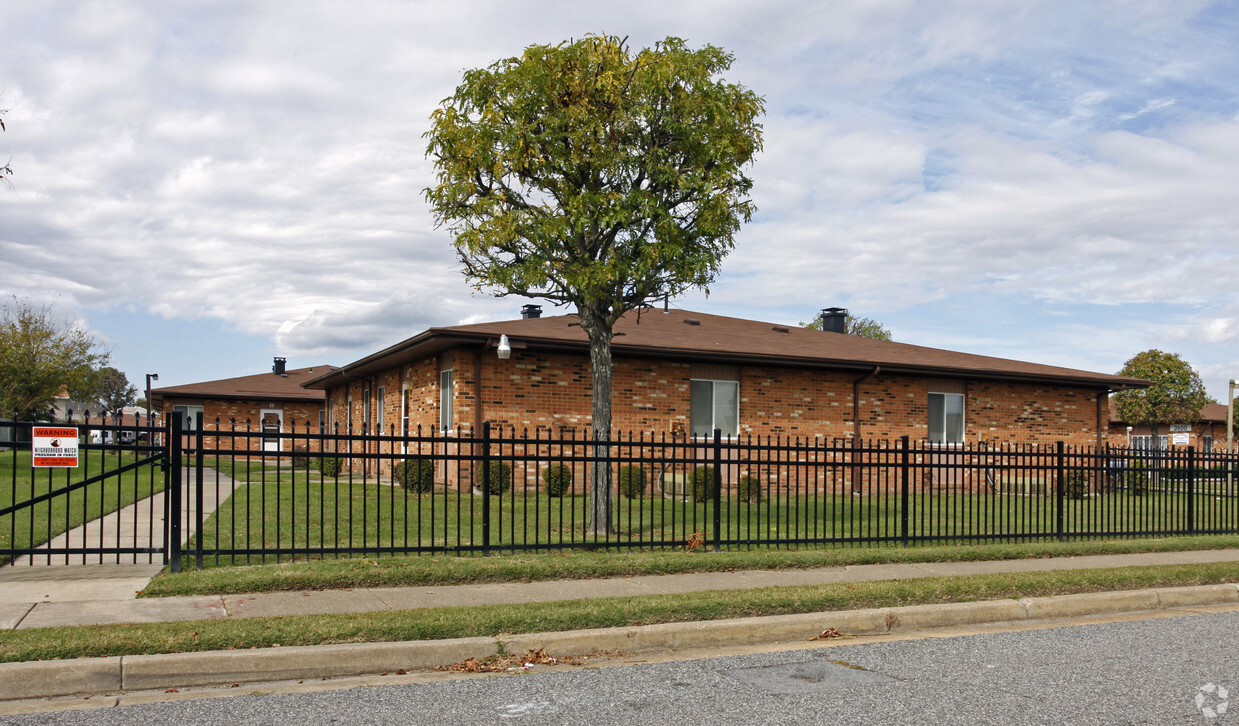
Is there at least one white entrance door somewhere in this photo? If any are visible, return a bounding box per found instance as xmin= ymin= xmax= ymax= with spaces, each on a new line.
xmin=259 ymin=408 xmax=284 ymax=452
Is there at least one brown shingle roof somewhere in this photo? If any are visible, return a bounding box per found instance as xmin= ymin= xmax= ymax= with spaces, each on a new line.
xmin=154 ymin=365 xmax=334 ymax=402
xmin=1109 ymin=400 xmax=1229 ymax=425
xmin=305 ymin=308 xmax=1146 ymax=391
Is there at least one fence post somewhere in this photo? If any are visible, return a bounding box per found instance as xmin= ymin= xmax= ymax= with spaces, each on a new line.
xmin=712 ymin=428 xmax=723 ymax=553
xmin=194 ymin=412 xmax=204 ymax=570
xmin=900 ymin=435 xmax=910 ymax=546
xmin=1187 ymin=446 xmax=1196 ymax=535
xmin=168 ymin=411 xmax=183 ymax=573
xmin=481 ymin=421 xmax=491 ymax=557
xmin=1055 ymin=440 xmax=1065 ymax=542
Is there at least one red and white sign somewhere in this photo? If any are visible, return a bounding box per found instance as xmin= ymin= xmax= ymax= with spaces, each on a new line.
xmin=32 ymin=427 xmax=79 ymax=467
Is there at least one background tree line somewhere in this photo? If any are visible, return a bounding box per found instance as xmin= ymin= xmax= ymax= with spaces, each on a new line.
xmin=0 ymin=297 xmax=135 ymax=421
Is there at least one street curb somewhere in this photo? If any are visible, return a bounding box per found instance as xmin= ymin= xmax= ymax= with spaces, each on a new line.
xmin=2 ymin=582 xmax=1237 ymax=701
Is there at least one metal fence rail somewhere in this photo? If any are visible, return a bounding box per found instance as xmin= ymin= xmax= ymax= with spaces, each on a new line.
xmin=1 ymin=415 xmax=171 ymax=565
xmin=162 ymin=417 xmax=1239 ymax=568
xmin=5 ymin=413 xmax=1237 ymax=569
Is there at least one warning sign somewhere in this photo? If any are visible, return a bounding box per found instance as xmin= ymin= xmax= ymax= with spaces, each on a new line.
xmin=32 ymin=427 xmax=79 ymax=468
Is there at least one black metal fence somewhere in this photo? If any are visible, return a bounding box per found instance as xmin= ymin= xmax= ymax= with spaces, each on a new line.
xmin=4 ymin=413 xmax=1239 ymax=569
xmin=1 ymin=414 xmax=171 ymax=565
xmin=167 ymin=415 xmax=1239 ymax=569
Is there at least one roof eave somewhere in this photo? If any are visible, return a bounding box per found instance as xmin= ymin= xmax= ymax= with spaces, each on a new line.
xmin=302 ymin=331 xmax=494 ymax=390
xmin=305 ymin=318 xmax=1151 ymax=393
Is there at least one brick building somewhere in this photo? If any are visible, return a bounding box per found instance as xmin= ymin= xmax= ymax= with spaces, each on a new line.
xmin=303 ymin=306 xmax=1147 ymax=449
xmin=1107 ymin=400 xmax=1230 ymax=453
xmin=152 ymin=358 xmax=334 ymax=451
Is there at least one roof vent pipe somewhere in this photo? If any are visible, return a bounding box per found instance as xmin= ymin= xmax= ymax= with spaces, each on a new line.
xmin=273 ymin=357 xmax=287 ymax=375
xmin=521 ymin=304 xmax=542 ymax=319
xmin=820 ymin=307 xmax=848 ymax=334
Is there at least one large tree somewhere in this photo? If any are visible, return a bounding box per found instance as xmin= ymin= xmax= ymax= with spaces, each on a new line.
xmin=93 ymin=366 xmax=137 ymax=419
xmin=425 ymin=34 xmax=764 ymax=532
xmin=0 ymin=297 xmax=108 ymax=419
xmin=1113 ymin=349 xmax=1208 ymax=451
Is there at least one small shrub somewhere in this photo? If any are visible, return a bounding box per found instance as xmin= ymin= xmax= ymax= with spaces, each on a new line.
xmin=541 ymin=464 xmax=573 ymax=497
xmin=481 ymin=461 xmax=513 ymax=495
xmin=1062 ymin=469 xmax=1088 ymax=500
xmin=737 ymin=474 xmax=762 ymax=503
xmin=291 ymin=446 xmax=311 ymax=469
xmin=618 ymin=465 xmax=647 ymax=498
xmin=393 ymin=457 xmax=435 ymax=493
xmin=1125 ymin=459 xmax=1149 ymax=496
xmin=316 ymin=456 xmax=342 ymax=477
xmin=689 ymin=466 xmax=719 ymax=503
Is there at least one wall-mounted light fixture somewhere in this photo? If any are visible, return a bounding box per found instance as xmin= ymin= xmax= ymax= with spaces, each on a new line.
xmin=497 ymin=335 xmax=511 ymax=360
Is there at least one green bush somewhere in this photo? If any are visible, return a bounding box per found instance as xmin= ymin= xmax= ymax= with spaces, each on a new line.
xmin=1062 ymin=469 xmax=1088 ymax=500
xmin=541 ymin=464 xmax=573 ymax=497
xmin=291 ymin=446 xmax=311 ymax=469
xmin=737 ymin=474 xmax=762 ymax=503
xmin=316 ymin=456 xmax=342 ymax=477
xmin=1125 ymin=459 xmax=1149 ymax=496
xmin=481 ymin=461 xmax=513 ymax=495
xmin=689 ymin=466 xmax=719 ymax=503
xmin=617 ymin=465 xmax=647 ymax=498
xmin=392 ymin=458 xmax=435 ymax=493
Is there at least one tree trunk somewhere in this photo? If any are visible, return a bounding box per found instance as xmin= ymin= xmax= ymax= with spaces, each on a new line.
xmin=578 ymin=308 xmax=614 ymax=535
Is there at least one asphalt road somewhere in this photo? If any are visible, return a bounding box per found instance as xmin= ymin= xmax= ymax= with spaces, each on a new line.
xmin=7 ymin=611 xmax=1239 ymax=725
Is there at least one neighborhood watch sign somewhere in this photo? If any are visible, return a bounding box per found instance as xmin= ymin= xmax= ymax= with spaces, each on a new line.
xmin=32 ymin=427 xmax=79 ymax=468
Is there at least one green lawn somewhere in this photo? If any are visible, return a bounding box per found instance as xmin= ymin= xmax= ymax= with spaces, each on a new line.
xmin=184 ymin=466 xmax=1239 ymax=567
xmin=10 ymin=561 xmax=1239 ymax=663
xmin=0 ymin=448 xmax=165 ymax=561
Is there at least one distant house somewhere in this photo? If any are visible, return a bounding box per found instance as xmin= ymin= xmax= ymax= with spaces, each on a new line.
xmin=151 ymin=358 xmax=335 ymax=451
xmin=1107 ymin=400 xmax=1230 ymax=453
xmin=303 ymin=306 xmax=1147 ymax=449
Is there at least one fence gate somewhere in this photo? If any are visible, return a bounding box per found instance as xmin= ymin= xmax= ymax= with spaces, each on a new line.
xmin=1 ymin=415 xmax=176 ymax=566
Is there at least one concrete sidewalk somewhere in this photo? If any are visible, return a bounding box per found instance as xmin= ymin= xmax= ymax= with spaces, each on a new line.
xmin=2 ymin=548 xmax=1239 ymax=705
xmin=4 ymin=548 xmax=1239 ymax=630
xmin=7 ymin=467 xmax=239 ymax=568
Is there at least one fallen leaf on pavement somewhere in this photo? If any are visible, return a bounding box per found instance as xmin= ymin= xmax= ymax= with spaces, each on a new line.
xmin=809 ymin=627 xmax=848 ymax=641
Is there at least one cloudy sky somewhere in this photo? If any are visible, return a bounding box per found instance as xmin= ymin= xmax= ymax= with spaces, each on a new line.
xmin=3 ymin=0 xmax=1238 ymax=401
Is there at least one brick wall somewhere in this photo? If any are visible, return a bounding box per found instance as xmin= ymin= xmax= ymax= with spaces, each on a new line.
xmin=1106 ymin=420 xmax=1226 ymax=451
xmin=160 ymin=397 xmax=324 ymax=452
xmin=325 ymin=347 xmax=1107 ymax=445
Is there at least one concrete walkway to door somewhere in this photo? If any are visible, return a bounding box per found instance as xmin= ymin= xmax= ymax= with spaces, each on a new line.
xmin=0 ymin=467 xmax=241 ymax=611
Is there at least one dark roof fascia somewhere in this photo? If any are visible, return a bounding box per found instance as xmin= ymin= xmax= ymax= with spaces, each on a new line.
xmin=608 ymin=343 xmax=1139 ymax=390
xmin=157 ymin=391 xmax=324 ymax=403
xmin=302 ymin=330 xmax=494 ymax=390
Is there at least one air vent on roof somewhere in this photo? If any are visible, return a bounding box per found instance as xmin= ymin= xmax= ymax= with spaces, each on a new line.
xmin=683 ymin=318 xmax=700 ymax=326
xmin=773 ymin=326 xmax=789 ymax=333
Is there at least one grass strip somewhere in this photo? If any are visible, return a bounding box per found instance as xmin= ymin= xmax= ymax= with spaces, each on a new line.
xmin=143 ymin=535 xmax=1239 ymax=597
xmin=7 ymin=561 xmax=1238 ymax=663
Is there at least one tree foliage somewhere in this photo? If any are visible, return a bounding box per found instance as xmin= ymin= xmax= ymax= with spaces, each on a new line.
xmin=0 ymin=297 xmax=108 ymax=419
xmin=93 ymin=366 xmax=137 ymax=418
xmin=1113 ymin=349 xmax=1208 ymax=448
xmin=425 ymin=34 xmax=764 ymax=532
xmin=802 ymin=312 xmax=893 ymax=341
xmin=1 ymin=102 xmax=11 ymax=182
xmin=425 ymin=34 xmax=763 ymax=319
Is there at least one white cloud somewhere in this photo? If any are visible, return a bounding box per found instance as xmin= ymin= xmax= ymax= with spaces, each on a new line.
xmin=1 ymin=0 xmax=1237 ymax=395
